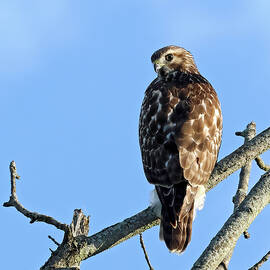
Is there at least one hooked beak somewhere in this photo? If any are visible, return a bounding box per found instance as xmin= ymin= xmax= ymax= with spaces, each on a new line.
xmin=153 ymin=61 xmax=164 ymax=73
xmin=153 ymin=61 xmax=171 ymax=77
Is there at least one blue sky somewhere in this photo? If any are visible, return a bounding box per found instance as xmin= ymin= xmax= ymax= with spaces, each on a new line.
xmin=1 ymin=1 xmax=270 ymax=269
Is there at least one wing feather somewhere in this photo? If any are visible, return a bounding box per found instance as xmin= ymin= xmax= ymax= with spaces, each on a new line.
xmin=176 ymin=83 xmax=222 ymax=186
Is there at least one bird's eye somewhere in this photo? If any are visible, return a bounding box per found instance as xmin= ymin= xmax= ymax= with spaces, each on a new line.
xmin=165 ymin=54 xmax=173 ymax=62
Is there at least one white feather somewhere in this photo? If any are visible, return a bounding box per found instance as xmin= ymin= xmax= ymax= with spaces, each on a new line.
xmin=150 ymin=189 xmax=162 ymax=218
xmin=193 ymin=185 xmax=206 ymax=220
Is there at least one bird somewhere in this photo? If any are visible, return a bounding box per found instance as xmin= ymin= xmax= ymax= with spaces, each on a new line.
xmin=139 ymin=45 xmax=222 ymax=253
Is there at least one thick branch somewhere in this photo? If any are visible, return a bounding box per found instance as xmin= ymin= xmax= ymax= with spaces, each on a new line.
xmin=191 ymin=171 xmax=270 ymax=270
xmin=41 ymin=209 xmax=89 ymax=270
xmin=3 ymin=161 xmax=68 ymax=232
xmin=41 ymin=207 xmax=159 ymax=269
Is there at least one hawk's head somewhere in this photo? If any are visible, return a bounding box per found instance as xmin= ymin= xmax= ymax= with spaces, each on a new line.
xmin=151 ymin=46 xmax=199 ymax=77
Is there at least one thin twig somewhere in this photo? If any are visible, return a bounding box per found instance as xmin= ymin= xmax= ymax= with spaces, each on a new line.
xmin=48 ymin=235 xmax=60 ymax=246
xmin=139 ymin=233 xmax=154 ymax=270
xmin=255 ymin=156 xmax=270 ymax=171
xmin=3 ymin=161 xmax=69 ymax=232
xmin=248 ymin=250 xmax=270 ymax=270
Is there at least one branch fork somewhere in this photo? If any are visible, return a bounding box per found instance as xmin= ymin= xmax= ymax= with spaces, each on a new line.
xmin=3 ymin=161 xmax=90 ymax=269
xmin=3 ymin=124 xmax=270 ymax=270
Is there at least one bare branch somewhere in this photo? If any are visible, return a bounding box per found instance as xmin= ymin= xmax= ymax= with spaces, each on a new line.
xmin=207 ymin=126 xmax=270 ymax=192
xmin=233 ymin=122 xmax=256 ymax=208
xmin=40 ymin=207 xmax=158 ymax=270
xmin=233 ymin=122 xmax=256 ymax=238
xmin=3 ymin=161 xmax=69 ymax=232
xmin=218 ymin=122 xmax=256 ymax=269
xmin=41 ymin=209 xmax=90 ymax=269
xmin=255 ymin=156 xmax=270 ymax=171
xmin=40 ymin=126 xmax=270 ymax=267
xmin=139 ymin=233 xmax=154 ymax=270
xmin=191 ymin=170 xmax=270 ymax=270
xmin=248 ymin=250 xmax=270 ymax=270
xmin=4 ymin=126 xmax=270 ymax=269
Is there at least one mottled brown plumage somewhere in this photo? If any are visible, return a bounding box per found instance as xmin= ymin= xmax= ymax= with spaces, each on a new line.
xmin=139 ymin=46 xmax=222 ymax=253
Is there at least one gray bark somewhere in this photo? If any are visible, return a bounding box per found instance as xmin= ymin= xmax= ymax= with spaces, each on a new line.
xmin=3 ymin=126 xmax=270 ymax=269
xmin=42 ymin=126 xmax=270 ymax=269
xmin=191 ymin=171 xmax=270 ymax=270
xmin=219 ymin=122 xmax=256 ymax=268
xmin=207 ymin=126 xmax=270 ymax=192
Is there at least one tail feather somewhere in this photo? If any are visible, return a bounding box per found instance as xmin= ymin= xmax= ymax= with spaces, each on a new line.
xmin=158 ymin=184 xmax=198 ymax=253
xmin=161 ymin=197 xmax=194 ymax=253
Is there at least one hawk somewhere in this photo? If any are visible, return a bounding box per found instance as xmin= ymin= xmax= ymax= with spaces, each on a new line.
xmin=139 ymin=46 xmax=222 ymax=253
